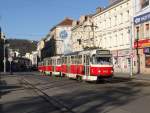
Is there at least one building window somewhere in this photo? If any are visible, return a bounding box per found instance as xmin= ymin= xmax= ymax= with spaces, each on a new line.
xmin=136 ymin=26 xmax=140 ymax=40
xmin=115 ymin=34 xmax=117 ymax=47
xmin=140 ymin=0 xmax=149 ymax=9
xmin=127 ymin=10 xmax=129 ymax=21
xmin=109 ymin=18 xmax=111 ymax=27
xmin=120 ymin=13 xmax=123 ymax=24
xmin=110 ymin=36 xmax=112 ymax=48
xmin=121 ymin=33 xmax=124 ymax=46
xmin=145 ymin=24 xmax=149 ymax=38
xmin=115 ymin=16 xmax=117 ymax=26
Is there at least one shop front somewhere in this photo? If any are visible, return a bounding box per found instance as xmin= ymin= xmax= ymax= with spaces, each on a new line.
xmin=134 ymin=39 xmax=150 ymax=74
xmin=112 ymin=49 xmax=134 ymax=74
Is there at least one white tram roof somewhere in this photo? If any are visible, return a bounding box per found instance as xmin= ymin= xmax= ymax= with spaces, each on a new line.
xmin=64 ymin=49 xmax=110 ymax=57
xmin=51 ymin=56 xmax=61 ymax=59
xmin=43 ymin=55 xmax=61 ymax=60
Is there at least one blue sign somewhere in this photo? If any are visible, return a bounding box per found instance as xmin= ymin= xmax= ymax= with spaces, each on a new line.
xmin=134 ymin=12 xmax=150 ymax=25
xmin=59 ymin=30 xmax=68 ymax=39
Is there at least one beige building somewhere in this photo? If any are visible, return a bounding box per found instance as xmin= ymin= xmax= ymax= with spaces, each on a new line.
xmin=92 ymin=0 xmax=134 ymax=73
xmin=70 ymin=0 xmax=134 ymax=73
xmin=71 ymin=15 xmax=96 ymax=52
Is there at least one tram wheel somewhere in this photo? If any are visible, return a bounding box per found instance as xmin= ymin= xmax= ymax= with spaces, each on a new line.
xmin=77 ymin=76 xmax=82 ymax=82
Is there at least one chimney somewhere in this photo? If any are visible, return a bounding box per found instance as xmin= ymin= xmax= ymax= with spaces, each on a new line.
xmin=96 ymin=7 xmax=104 ymax=13
xmin=109 ymin=0 xmax=123 ymax=5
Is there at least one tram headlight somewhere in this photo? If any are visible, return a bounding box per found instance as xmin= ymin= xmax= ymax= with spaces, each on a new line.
xmin=98 ymin=70 xmax=101 ymax=73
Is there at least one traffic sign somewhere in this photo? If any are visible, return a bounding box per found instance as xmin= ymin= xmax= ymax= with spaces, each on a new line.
xmin=8 ymin=57 xmax=13 ymax=62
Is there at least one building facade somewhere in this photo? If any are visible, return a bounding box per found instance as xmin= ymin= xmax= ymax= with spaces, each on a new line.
xmin=133 ymin=0 xmax=150 ymax=74
xmin=92 ymin=0 xmax=134 ymax=73
xmin=50 ymin=18 xmax=73 ymax=55
xmin=41 ymin=18 xmax=73 ymax=60
xmin=37 ymin=39 xmax=45 ymax=61
xmin=71 ymin=15 xmax=96 ymax=52
xmin=25 ymin=51 xmax=38 ymax=66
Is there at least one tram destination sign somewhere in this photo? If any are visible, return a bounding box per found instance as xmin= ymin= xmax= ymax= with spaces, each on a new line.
xmin=96 ymin=50 xmax=110 ymax=55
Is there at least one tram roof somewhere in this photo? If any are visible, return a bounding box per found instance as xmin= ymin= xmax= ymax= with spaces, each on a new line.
xmin=64 ymin=51 xmax=80 ymax=56
xmin=64 ymin=49 xmax=110 ymax=56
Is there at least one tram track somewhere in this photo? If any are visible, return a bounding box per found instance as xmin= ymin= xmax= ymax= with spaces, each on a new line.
xmin=19 ymin=76 xmax=76 ymax=113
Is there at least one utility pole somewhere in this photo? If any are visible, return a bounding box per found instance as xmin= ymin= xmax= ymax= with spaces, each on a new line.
xmin=128 ymin=26 xmax=133 ymax=78
xmin=3 ymin=34 xmax=9 ymax=73
xmin=3 ymin=36 xmax=6 ymax=73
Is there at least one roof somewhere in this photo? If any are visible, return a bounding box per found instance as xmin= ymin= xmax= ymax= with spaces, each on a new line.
xmin=93 ymin=0 xmax=124 ymax=16
xmin=57 ymin=18 xmax=73 ymax=26
xmin=50 ymin=18 xmax=73 ymax=31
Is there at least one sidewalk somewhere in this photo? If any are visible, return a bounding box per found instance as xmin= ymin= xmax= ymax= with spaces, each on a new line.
xmin=0 ymin=75 xmax=60 ymax=113
xmin=114 ymin=72 xmax=150 ymax=81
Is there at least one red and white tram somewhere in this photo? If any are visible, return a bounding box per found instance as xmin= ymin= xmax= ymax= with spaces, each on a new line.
xmin=38 ymin=61 xmax=45 ymax=73
xmin=43 ymin=56 xmax=62 ymax=76
xmin=62 ymin=49 xmax=113 ymax=81
xmin=38 ymin=49 xmax=113 ymax=81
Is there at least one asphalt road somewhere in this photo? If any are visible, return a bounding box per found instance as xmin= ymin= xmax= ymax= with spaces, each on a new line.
xmin=23 ymin=73 xmax=150 ymax=113
xmin=1 ymin=72 xmax=150 ymax=113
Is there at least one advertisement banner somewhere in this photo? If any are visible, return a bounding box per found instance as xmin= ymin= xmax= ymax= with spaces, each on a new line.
xmin=134 ymin=39 xmax=150 ymax=48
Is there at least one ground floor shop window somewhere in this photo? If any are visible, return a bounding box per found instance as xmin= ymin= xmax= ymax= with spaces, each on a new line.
xmin=145 ymin=54 xmax=150 ymax=68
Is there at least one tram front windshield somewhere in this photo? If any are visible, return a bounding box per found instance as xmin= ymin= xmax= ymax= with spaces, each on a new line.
xmin=92 ymin=55 xmax=112 ymax=65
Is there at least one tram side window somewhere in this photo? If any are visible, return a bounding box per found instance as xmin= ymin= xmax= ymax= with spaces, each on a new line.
xmin=78 ymin=55 xmax=82 ymax=64
xmin=46 ymin=60 xmax=48 ymax=65
xmin=69 ymin=56 xmax=71 ymax=64
xmin=50 ymin=59 xmax=52 ymax=65
xmin=71 ymin=56 xmax=74 ymax=64
xmin=57 ymin=59 xmax=61 ymax=65
xmin=52 ymin=59 xmax=56 ymax=65
xmin=44 ymin=60 xmax=46 ymax=65
xmin=84 ymin=55 xmax=86 ymax=64
xmin=62 ymin=57 xmax=66 ymax=64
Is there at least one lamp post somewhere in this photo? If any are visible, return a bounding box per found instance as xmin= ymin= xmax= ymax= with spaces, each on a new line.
xmin=136 ymin=27 xmax=140 ymax=74
xmin=128 ymin=27 xmax=133 ymax=78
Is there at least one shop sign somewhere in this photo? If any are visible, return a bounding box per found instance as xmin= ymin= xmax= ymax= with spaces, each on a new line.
xmin=118 ymin=50 xmax=130 ymax=57
xmin=134 ymin=39 xmax=150 ymax=48
xmin=144 ymin=47 xmax=150 ymax=54
xmin=134 ymin=12 xmax=150 ymax=25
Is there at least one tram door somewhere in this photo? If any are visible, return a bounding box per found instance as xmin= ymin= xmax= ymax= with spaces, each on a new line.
xmin=84 ymin=55 xmax=90 ymax=76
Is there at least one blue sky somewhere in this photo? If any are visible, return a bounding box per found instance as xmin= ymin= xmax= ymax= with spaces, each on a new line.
xmin=0 ymin=0 xmax=109 ymax=40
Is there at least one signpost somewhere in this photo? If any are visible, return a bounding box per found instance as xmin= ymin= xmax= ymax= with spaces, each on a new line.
xmin=8 ymin=57 xmax=13 ymax=74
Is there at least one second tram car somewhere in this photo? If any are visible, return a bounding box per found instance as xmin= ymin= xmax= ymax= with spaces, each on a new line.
xmin=38 ymin=61 xmax=45 ymax=73
xmin=43 ymin=56 xmax=62 ymax=76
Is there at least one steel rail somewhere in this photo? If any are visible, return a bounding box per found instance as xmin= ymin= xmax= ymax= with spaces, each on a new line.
xmin=20 ymin=77 xmax=75 ymax=113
